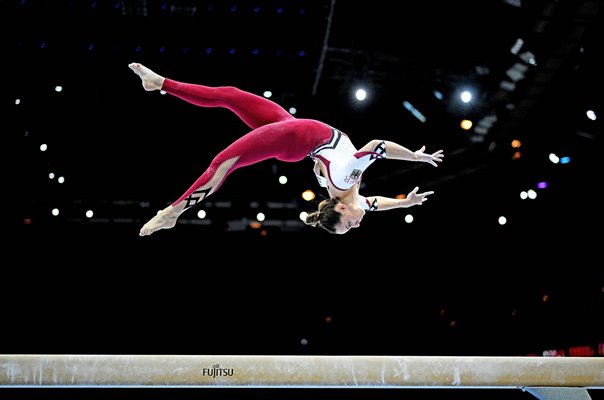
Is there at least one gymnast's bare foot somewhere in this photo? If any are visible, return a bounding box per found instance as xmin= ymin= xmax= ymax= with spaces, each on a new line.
xmin=128 ymin=62 xmax=165 ymax=91
xmin=139 ymin=205 xmax=181 ymax=236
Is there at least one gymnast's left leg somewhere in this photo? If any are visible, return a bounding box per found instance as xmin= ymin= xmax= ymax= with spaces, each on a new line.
xmin=128 ymin=62 xmax=294 ymax=128
xmin=128 ymin=63 xmax=164 ymax=91
xmin=130 ymin=63 xmax=331 ymax=236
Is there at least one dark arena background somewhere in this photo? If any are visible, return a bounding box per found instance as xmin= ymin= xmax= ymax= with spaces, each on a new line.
xmin=5 ymin=0 xmax=604 ymax=399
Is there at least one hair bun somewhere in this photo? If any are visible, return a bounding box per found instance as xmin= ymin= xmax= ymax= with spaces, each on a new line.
xmin=305 ymin=211 xmax=320 ymax=227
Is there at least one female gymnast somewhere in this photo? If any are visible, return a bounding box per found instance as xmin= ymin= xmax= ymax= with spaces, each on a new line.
xmin=129 ymin=63 xmax=444 ymax=236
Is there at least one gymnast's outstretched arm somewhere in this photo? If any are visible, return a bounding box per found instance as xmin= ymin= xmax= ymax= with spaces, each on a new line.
xmin=363 ymin=187 xmax=434 ymax=211
xmin=358 ymin=140 xmax=444 ymax=166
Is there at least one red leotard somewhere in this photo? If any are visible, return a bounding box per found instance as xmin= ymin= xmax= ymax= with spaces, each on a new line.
xmin=161 ymin=79 xmax=333 ymax=209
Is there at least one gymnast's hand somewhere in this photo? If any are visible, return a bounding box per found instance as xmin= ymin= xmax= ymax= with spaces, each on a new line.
xmin=413 ymin=146 xmax=444 ymax=167
xmin=401 ymin=186 xmax=434 ymax=207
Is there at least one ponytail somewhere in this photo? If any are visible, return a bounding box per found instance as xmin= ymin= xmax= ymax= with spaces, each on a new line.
xmin=304 ymin=198 xmax=341 ymax=234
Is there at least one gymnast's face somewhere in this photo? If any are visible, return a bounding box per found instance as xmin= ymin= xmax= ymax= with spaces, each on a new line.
xmin=334 ymin=203 xmax=365 ymax=234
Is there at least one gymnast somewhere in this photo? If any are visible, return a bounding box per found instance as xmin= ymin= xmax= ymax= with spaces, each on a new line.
xmin=129 ymin=63 xmax=444 ymax=235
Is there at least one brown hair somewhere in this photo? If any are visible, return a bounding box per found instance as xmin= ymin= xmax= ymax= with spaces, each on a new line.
xmin=304 ymin=198 xmax=341 ymax=234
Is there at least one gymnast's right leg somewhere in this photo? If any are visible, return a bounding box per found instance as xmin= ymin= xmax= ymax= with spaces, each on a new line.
xmin=137 ymin=154 xmax=239 ymax=237
xmin=128 ymin=62 xmax=294 ymax=128
xmin=128 ymin=62 xmax=298 ymax=236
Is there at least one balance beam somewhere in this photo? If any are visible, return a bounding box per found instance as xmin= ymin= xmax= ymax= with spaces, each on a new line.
xmin=1 ymin=355 xmax=603 ymax=389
